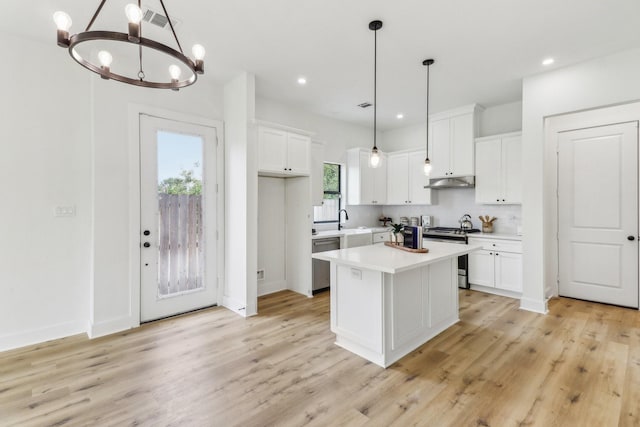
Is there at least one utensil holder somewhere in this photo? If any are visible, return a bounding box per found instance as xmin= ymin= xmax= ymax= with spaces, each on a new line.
xmin=481 ymin=222 xmax=493 ymax=233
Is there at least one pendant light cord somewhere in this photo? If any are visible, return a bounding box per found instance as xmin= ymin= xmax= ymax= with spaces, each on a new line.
xmin=425 ymin=62 xmax=430 ymax=159
xmin=373 ymin=27 xmax=377 ymax=150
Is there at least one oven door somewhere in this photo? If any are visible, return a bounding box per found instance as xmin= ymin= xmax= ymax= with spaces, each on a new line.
xmin=423 ymin=237 xmax=469 ymax=289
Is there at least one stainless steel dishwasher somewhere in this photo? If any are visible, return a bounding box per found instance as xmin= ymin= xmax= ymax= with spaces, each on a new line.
xmin=312 ymin=237 xmax=340 ymax=294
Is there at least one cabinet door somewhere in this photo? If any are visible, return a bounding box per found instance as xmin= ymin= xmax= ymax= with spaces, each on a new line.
xmin=475 ymin=137 xmax=502 ymax=203
xmin=311 ymin=142 xmax=324 ymax=206
xmin=258 ymin=127 xmax=287 ymax=173
xmin=450 ymin=113 xmax=474 ymax=176
xmin=468 ymin=250 xmax=495 ymax=287
xmin=359 ymin=151 xmax=375 ymax=204
xmin=502 ymin=135 xmax=522 ymax=204
xmin=373 ymin=156 xmax=388 ymax=204
xmin=430 ymin=118 xmax=451 ymax=178
xmin=386 ymin=153 xmax=409 ymax=204
xmin=286 ymin=133 xmax=310 ymax=175
xmin=408 ymin=151 xmax=431 ymax=204
xmin=495 ymin=252 xmax=522 ymax=292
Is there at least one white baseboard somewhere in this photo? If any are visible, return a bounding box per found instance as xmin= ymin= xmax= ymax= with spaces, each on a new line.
xmin=88 ymin=316 xmax=137 ymax=339
xmin=519 ymin=296 xmax=548 ymax=314
xmin=222 ymin=295 xmax=249 ymax=317
xmin=257 ymin=280 xmax=286 ymax=297
xmin=0 ymin=320 xmax=86 ymax=353
xmin=470 ymin=284 xmax=522 ymax=300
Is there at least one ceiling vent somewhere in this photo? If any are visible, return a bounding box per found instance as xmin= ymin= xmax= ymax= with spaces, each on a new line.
xmin=358 ymin=102 xmax=372 ymax=108
xmin=142 ymin=8 xmax=181 ymax=30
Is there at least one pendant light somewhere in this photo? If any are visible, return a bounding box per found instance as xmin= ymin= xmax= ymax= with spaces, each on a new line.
xmin=423 ymin=59 xmax=435 ymax=175
xmin=369 ymin=20 xmax=383 ymax=168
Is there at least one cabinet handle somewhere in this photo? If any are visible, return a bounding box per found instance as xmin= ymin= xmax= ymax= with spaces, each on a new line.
xmin=496 ymin=199 xmax=500 ymax=202
xmin=495 ymin=253 xmax=499 ymax=256
xmin=502 ymin=199 xmax=505 ymax=202
xmin=489 ymin=252 xmax=493 ymax=255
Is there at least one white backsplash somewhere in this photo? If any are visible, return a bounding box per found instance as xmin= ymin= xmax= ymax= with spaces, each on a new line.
xmin=381 ymin=188 xmax=522 ymax=234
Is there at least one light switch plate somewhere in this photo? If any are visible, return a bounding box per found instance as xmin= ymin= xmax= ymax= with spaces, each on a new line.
xmin=54 ymin=205 xmax=76 ymax=217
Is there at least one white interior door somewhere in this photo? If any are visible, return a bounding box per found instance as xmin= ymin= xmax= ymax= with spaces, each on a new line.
xmin=558 ymin=122 xmax=638 ymax=308
xmin=140 ymin=115 xmax=218 ymax=322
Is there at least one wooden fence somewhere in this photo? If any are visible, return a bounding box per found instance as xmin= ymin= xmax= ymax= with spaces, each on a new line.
xmin=158 ymin=193 xmax=204 ymax=296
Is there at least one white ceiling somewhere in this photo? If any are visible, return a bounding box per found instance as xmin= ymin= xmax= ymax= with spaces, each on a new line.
xmin=4 ymin=0 xmax=640 ymax=129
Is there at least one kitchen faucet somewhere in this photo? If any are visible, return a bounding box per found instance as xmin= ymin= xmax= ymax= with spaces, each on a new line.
xmin=338 ymin=209 xmax=349 ymax=230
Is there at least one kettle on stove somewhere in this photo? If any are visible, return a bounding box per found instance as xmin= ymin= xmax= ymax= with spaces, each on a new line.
xmin=459 ymin=214 xmax=473 ymax=231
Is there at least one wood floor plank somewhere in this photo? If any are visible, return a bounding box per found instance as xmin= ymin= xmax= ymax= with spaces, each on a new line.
xmin=0 ymin=290 xmax=639 ymax=426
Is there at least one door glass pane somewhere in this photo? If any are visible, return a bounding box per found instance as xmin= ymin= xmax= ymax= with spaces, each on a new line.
xmin=156 ymin=131 xmax=204 ymax=297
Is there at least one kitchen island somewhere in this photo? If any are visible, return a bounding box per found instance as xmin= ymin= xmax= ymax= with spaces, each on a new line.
xmin=312 ymin=241 xmax=481 ymax=368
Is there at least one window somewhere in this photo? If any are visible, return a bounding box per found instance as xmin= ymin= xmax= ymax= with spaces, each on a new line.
xmin=313 ymin=162 xmax=342 ymax=223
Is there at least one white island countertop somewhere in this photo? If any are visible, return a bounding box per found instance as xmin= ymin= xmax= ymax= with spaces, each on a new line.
xmin=312 ymin=241 xmax=481 ymax=274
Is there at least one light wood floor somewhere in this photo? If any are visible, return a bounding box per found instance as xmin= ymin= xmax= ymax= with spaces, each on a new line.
xmin=1 ymin=290 xmax=639 ymax=426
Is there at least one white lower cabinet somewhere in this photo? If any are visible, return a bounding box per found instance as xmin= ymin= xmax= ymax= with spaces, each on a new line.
xmin=468 ymin=237 xmax=522 ymax=294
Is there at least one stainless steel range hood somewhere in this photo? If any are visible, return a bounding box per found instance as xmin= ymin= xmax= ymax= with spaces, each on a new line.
xmin=424 ymin=176 xmax=475 ymax=189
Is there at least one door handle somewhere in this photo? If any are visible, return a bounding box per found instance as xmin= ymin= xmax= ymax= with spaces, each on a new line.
xmin=628 ymin=236 xmax=636 ymax=241
xmin=143 ymin=242 xmax=151 ymax=248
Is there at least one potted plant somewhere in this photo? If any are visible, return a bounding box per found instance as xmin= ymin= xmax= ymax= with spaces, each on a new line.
xmin=391 ymin=223 xmax=404 ymax=245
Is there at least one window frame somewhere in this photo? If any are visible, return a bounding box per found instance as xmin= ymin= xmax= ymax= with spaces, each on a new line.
xmin=313 ymin=162 xmax=342 ymax=224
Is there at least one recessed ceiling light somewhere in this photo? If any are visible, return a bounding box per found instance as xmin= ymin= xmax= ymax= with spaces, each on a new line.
xmin=297 ymin=77 xmax=307 ymax=85
xmin=542 ymin=58 xmax=555 ymax=66
xmin=396 ymin=113 xmax=404 ymax=119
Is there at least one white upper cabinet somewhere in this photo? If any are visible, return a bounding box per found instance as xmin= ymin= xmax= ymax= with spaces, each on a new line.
xmin=347 ymin=148 xmax=387 ymax=205
xmin=386 ymin=150 xmax=431 ymax=205
xmin=310 ymin=141 xmax=324 ymax=206
xmin=429 ymin=104 xmax=482 ymax=179
xmin=257 ymin=125 xmax=311 ymax=177
xmin=475 ymin=132 xmax=522 ymax=204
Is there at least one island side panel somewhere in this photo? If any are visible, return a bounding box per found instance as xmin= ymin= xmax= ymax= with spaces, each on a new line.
xmin=330 ymin=262 xmax=385 ymax=367
xmin=383 ymin=257 xmax=459 ymax=367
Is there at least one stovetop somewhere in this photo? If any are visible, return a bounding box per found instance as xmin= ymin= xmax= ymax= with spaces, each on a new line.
xmin=425 ymin=227 xmax=480 ymax=234
xmin=423 ymin=227 xmax=481 ymax=237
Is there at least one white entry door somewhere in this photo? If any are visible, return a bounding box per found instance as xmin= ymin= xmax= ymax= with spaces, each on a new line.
xmin=558 ymin=122 xmax=639 ymax=308
xmin=140 ymin=115 xmax=218 ymax=322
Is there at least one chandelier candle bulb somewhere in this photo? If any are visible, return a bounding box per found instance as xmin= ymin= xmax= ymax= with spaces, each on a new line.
xmin=98 ymin=50 xmax=113 ymax=79
xmin=125 ymin=4 xmax=143 ymax=42
xmin=53 ymin=11 xmax=72 ymax=47
xmin=192 ymin=44 xmax=206 ymax=73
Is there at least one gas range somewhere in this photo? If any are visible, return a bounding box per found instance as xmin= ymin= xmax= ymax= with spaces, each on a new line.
xmin=423 ymin=227 xmax=481 ymax=243
xmin=422 ymin=227 xmax=480 ymax=290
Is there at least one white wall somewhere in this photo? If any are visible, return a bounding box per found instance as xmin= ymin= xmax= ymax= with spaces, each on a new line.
xmin=521 ymin=48 xmax=640 ymax=313
xmin=257 ymin=177 xmax=286 ymax=296
xmin=0 ymin=32 xmax=225 ymax=350
xmin=0 ymin=34 xmax=92 ymax=351
xmin=224 ymin=73 xmax=258 ymax=316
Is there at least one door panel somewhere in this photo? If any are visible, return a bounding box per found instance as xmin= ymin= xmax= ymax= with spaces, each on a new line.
xmin=558 ymin=122 xmax=638 ymax=308
xmin=140 ymin=115 xmax=218 ymax=321
xmin=386 ymin=153 xmax=408 ymax=204
xmin=502 ymin=135 xmax=522 ymax=204
xmin=475 ymin=138 xmax=501 ymax=203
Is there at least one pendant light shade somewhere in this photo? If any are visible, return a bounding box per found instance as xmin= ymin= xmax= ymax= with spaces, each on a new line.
xmin=369 ymin=20 xmax=383 ymax=168
xmin=423 ymin=59 xmax=435 ymax=176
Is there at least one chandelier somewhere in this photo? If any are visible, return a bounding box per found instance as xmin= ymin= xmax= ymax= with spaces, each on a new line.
xmin=53 ymin=0 xmax=205 ymax=90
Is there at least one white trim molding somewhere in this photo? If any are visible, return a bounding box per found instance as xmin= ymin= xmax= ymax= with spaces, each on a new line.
xmin=0 ymin=321 xmax=86 ymax=353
